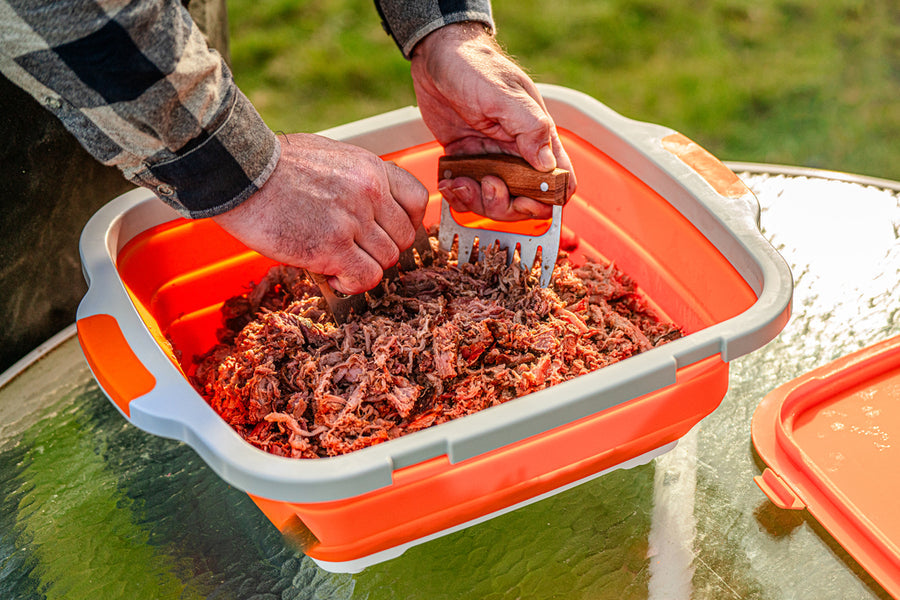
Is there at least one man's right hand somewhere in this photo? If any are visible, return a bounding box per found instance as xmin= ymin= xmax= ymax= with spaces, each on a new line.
xmin=410 ymin=22 xmax=576 ymax=221
xmin=212 ymin=133 xmax=428 ymax=295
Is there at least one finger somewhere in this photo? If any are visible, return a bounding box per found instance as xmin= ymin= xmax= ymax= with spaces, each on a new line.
xmin=549 ymin=130 xmax=578 ymax=200
xmin=496 ymin=91 xmax=557 ymax=172
xmin=438 ymin=174 xmax=554 ymax=221
xmin=371 ymin=197 xmax=416 ymax=254
xmin=437 ymin=177 xmax=484 ymax=214
xmin=384 ymin=161 xmax=429 ymax=228
xmin=356 ymin=224 xmax=401 ymax=271
xmin=443 ymin=136 xmax=509 ymax=157
xmin=328 ymin=247 xmax=385 ymax=295
xmin=510 ymin=196 xmax=553 ymax=220
xmin=481 ymin=175 xmax=552 ymax=221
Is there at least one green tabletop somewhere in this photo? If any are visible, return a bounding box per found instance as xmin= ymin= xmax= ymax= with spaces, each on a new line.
xmin=1 ymin=165 xmax=898 ymax=599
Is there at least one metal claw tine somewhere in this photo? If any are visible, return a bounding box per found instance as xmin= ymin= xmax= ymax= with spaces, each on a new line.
xmin=383 ymin=264 xmax=400 ymax=281
xmin=437 ymin=163 xmax=566 ymax=288
xmin=349 ymin=293 xmax=368 ymax=315
xmin=412 ymin=226 xmax=434 ymax=266
xmin=539 ymin=253 xmax=558 ymax=287
xmin=329 ymin=301 xmax=353 ymax=324
xmin=519 ymin=245 xmax=539 ymax=273
xmin=367 ymin=265 xmax=396 ymax=300
xmin=438 ymin=228 xmax=455 ymax=253
xmin=305 ymin=270 xmax=367 ymax=324
xmin=398 ymin=246 xmax=418 ymax=271
xmin=306 ymin=226 xmax=429 ymax=324
xmin=457 ymin=233 xmax=475 ymax=264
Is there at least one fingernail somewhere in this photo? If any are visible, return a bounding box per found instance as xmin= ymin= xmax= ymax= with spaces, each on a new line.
xmin=451 ymin=185 xmax=470 ymax=203
xmin=483 ymin=182 xmax=495 ymax=204
xmin=439 ymin=182 xmax=465 ymax=203
xmin=538 ymin=145 xmax=555 ymax=171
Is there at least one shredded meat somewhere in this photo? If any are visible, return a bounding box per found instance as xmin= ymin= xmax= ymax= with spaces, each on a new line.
xmin=191 ymin=234 xmax=682 ymax=458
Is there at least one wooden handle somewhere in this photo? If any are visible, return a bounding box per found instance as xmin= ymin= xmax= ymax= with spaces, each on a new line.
xmin=438 ymin=154 xmax=569 ymax=205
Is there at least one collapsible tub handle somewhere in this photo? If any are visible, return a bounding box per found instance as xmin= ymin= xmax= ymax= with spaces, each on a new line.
xmin=661 ymin=133 xmax=751 ymax=199
xmin=76 ymin=313 xmax=156 ymax=418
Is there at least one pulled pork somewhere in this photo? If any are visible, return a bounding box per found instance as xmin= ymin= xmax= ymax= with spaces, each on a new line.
xmin=192 ymin=238 xmax=682 ymax=458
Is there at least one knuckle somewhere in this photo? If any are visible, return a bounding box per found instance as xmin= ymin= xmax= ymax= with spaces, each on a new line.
xmin=384 ymin=248 xmax=400 ymax=269
xmin=399 ymin=226 xmax=416 ymax=250
xmin=342 ymin=263 xmax=381 ymax=295
xmin=376 ymin=236 xmax=401 ymax=268
xmin=355 ymin=175 xmax=380 ymax=200
xmin=361 ymin=266 xmax=384 ymax=291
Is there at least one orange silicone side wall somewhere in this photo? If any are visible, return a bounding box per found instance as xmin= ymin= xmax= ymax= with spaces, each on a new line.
xmin=249 ymin=356 xmax=728 ymax=562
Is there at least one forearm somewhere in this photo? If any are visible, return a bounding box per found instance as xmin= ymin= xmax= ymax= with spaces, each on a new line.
xmin=373 ymin=0 xmax=494 ymax=58
xmin=0 ymin=0 xmax=278 ymax=218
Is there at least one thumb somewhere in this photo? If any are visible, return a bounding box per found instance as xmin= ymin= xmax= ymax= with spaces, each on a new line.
xmin=507 ymin=97 xmax=557 ymax=172
xmin=384 ymin=161 xmax=428 ymax=226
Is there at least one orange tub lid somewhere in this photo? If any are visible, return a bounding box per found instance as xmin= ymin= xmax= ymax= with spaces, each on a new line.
xmin=751 ymin=334 xmax=900 ymax=597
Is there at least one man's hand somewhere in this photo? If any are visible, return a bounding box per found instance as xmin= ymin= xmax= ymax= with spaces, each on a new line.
xmin=410 ymin=22 xmax=576 ymax=221
xmin=212 ymin=133 xmax=428 ymax=295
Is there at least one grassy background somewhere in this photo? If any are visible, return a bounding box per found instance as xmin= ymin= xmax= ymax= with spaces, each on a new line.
xmin=228 ymin=0 xmax=900 ymax=181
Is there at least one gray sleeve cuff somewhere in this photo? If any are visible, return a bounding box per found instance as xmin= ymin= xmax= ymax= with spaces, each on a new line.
xmin=132 ymin=89 xmax=281 ymax=219
xmin=375 ymin=0 xmax=494 ymax=59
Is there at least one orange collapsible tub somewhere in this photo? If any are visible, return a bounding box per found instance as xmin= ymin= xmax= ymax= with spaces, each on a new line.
xmin=752 ymin=334 xmax=900 ymax=597
xmin=77 ymin=85 xmax=793 ymax=572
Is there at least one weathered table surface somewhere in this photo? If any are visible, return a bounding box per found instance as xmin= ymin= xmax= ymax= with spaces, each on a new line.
xmin=1 ymin=165 xmax=898 ymax=600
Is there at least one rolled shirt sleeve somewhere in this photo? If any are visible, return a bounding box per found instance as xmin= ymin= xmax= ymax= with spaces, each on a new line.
xmin=0 ymin=0 xmax=279 ymax=218
xmin=374 ymin=0 xmax=494 ymax=59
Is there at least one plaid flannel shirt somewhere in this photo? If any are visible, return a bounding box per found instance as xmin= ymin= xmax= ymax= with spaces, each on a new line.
xmin=0 ymin=0 xmax=492 ymax=217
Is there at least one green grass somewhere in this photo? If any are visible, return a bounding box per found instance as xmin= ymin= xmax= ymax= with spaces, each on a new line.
xmin=228 ymin=0 xmax=900 ymax=181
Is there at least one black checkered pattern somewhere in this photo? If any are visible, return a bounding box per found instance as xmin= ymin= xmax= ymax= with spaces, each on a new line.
xmin=0 ymin=0 xmax=278 ymax=217
xmin=0 ymin=0 xmax=494 ymax=216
